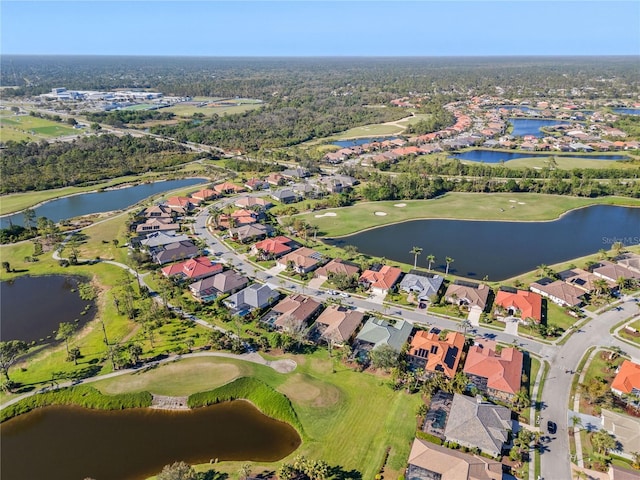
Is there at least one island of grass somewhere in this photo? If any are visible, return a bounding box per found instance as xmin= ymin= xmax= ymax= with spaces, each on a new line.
xmin=298 ymin=192 xmax=640 ymax=238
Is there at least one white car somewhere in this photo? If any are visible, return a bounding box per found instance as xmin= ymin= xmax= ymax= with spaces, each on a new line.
xmin=327 ymin=289 xmax=337 ymax=295
xmin=339 ymin=292 xmax=350 ymax=298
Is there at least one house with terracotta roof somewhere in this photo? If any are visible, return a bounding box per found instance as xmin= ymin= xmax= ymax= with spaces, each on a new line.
xmin=266 ymin=172 xmax=285 ymax=186
xmin=244 ymin=178 xmax=268 ymax=191
xmin=611 ymin=360 xmax=640 ymax=399
xmin=213 ymin=182 xmax=245 ymax=195
xmin=494 ymin=288 xmax=543 ymax=323
xmin=406 ymin=438 xmax=502 ymax=480
xmin=234 ymin=196 xmax=272 ymax=210
xmin=277 ymin=247 xmax=324 ymax=274
xmin=444 ymin=282 xmax=491 ymax=314
xmin=444 ymin=393 xmax=513 ymax=458
xmin=251 ymin=236 xmax=296 ymax=259
xmin=161 ymin=256 xmax=223 ymax=282
xmin=314 ymin=258 xmax=360 ymax=280
xmin=407 ymin=330 xmax=465 ymax=378
xmin=530 ymin=278 xmax=585 ymax=308
xmin=166 ymin=196 xmax=199 ymax=213
xmin=265 ymin=294 xmax=323 ymax=332
xmin=190 ymin=188 xmax=218 ymax=202
xmin=463 ymin=339 xmax=524 ymax=402
xmin=359 ymin=265 xmax=403 ymax=295
xmin=313 ymin=305 xmax=365 ymax=347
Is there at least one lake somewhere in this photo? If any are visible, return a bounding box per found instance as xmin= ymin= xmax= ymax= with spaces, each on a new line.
xmin=0 ymin=275 xmax=95 ymax=344
xmin=333 ymin=136 xmax=398 ymax=147
xmin=326 ymin=205 xmax=640 ymax=281
xmin=0 ymin=401 xmax=301 ymax=480
xmin=613 ymin=108 xmax=640 ymax=115
xmin=0 ymin=177 xmax=207 ymax=229
xmin=451 ymin=150 xmax=628 ymax=163
xmin=509 ymin=118 xmax=571 ymax=137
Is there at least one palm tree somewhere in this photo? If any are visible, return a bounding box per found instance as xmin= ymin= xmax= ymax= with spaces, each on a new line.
xmin=459 ymin=319 xmax=472 ymax=337
xmin=537 ymin=264 xmax=548 ymax=277
xmin=445 ymin=256 xmax=454 ymax=276
xmin=426 ymin=254 xmax=436 ymax=271
xmin=410 ymin=246 xmax=423 ymax=269
xmin=598 ymin=248 xmax=608 ymax=260
xmin=612 ymin=241 xmax=625 ymax=257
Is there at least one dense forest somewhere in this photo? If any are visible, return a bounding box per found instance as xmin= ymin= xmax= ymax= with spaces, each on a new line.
xmin=0 ymin=135 xmax=196 ymax=193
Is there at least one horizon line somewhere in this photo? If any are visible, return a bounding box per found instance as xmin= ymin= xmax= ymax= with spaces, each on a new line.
xmin=2 ymin=53 xmax=639 ymax=58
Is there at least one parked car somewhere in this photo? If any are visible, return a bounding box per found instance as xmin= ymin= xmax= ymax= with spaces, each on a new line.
xmin=547 ymin=420 xmax=557 ymax=434
xmin=327 ymin=290 xmax=337 ymax=295
xmin=339 ymin=292 xmax=350 ymax=298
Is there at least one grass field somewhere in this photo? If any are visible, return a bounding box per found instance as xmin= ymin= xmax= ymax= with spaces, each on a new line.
xmin=500 ymin=155 xmax=639 ymax=170
xmin=93 ymin=352 xmax=422 ymax=480
xmin=0 ymin=113 xmax=77 ymax=141
xmin=163 ymin=98 xmax=264 ymax=118
xmin=298 ymin=193 xmax=640 ymax=238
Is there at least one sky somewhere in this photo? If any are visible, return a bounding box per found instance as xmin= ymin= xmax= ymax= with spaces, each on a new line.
xmin=1 ymin=1 xmax=639 ymax=56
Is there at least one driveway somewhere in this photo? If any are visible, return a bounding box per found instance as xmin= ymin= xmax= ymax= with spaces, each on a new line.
xmin=504 ymin=317 xmax=519 ymax=336
xmin=467 ymin=308 xmax=481 ymax=326
xmin=307 ymin=276 xmax=325 ymax=289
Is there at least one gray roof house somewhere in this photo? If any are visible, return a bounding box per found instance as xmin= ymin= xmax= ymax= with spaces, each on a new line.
xmin=400 ymin=273 xmax=444 ymax=302
xmin=139 ymin=230 xmax=190 ymax=249
xmin=152 ymin=240 xmax=199 ymax=265
xmin=189 ymin=270 xmax=249 ymax=302
xmin=354 ymin=318 xmax=412 ymax=353
xmin=270 ymin=189 xmax=300 ymax=204
xmin=444 ymin=393 xmax=513 ymax=458
xmin=224 ymin=283 xmax=280 ymax=315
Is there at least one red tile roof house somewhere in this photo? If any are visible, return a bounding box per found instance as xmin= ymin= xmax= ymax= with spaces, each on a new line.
xmin=166 ymin=196 xmax=199 ymax=213
xmin=244 ymin=178 xmax=268 ymax=191
xmin=213 ymin=182 xmax=245 ymax=195
xmin=277 ymin=247 xmax=324 ymax=274
xmin=161 ymin=256 xmax=223 ymax=282
xmin=407 ymin=330 xmax=465 ymax=378
xmin=359 ymin=265 xmax=403 ymax=296
xmin=251 ymin=236 xmax=296 ymax=260
xmin=190 ymin=189 xmax=218 ymax=202
xmin=268 ymin=294 xmax=323 ymax=333
xmin=314 ymin=258 xmax=360 ymax=280
xmin=463 ymin=339 xmax=524 ymax=403
xmin=494 ymin=288 xmax=543 ymax=323
xmin=611 ymin=360 xmax=640 ymax=400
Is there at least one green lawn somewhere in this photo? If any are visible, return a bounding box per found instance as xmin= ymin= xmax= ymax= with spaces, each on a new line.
xmin=93 ymin=351 xmax=422 ymax=480
xmin=618 ymin=319 xmax=640 ymax=345
xmin=0 ymin=114 xmax=76 ymax=140
xmin=298 ymin=193 xmax=640 ymax=238
xmin=501 ymin=155 xmax=639 ymax=170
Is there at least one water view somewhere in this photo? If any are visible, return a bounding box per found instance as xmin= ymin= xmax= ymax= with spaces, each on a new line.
xmin=0 ymin=401 xmax=301 ymax=480
xmin=326 ymin=205 xmax=640 ymax=281
xmin=0 ymin=177 xmax=207 ymax=229
xmin=613 ymin=108 xmax=640 ymax=115
xmin=0 ymin=275 xmax=94 ymax=343
xmin=509 ymin=118 xmax=571 ymax=137
xmin=333 ymin=136 xmax=398 ymax=147
xmin=451 ymin=150 xmax=628 ymax=163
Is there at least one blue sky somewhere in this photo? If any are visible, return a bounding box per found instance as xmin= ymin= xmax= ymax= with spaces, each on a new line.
xmin=2 ymin=1 xmax=639 ymax=56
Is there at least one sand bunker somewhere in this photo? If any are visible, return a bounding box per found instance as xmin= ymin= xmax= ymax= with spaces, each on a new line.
xmin=314 ymin=212 xmax=337 ymax=218
xmin=518 ymin=202 xmax=526 ymax=205
xmin=374 ymin=211 xmax=388 ymax=216
xmin=394 ymin=203 xmax=407 ymax=207
xmin=509 ymin=200 xmax=517 ymax=203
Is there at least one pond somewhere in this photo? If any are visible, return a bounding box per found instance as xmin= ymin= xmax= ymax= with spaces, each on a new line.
xmin=450 ymin=149 xmax=628 ymax=163
xmin=509 ymin=118 xmax=571 ymax=138
xmin=0 ymin=275 xmax=95 ymax=344
xmin=613 ymin=108 xmax=640 ymax=115
xmin=0 ymin=177 xmax=207 ymax=229
xmin=0 ymin=401 xmax=301 ymax=480
xmin=325 ymin=205 xmax=640 ymax=281
xmin=333 ymin=136 xmax=398 ymax=147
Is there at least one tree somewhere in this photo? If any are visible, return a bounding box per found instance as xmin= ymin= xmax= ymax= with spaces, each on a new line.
xmin=68 ymin=346 xmax=82 ymax=365
xmin=23 ymin=208 xmax=36 ymax=233
xmin=445 ymin=256 xmax=454 ymax=276
xmin=459 ymin=319 xmax=472 ymax=337
xmin=56 ymin=322 xmax=76 ymax=357
xmin=426 ymin=254 xmax=436 ymax=271
xmin=2 ymin=261 xmax=10 ymax=273
xmin=238 ymin=463 xmax=251 ymax=480
xmin=127 ymin=343 xmax=143 ymax=365
xmin=369 ymin=344 xmax=399 ymax=372
xmin=0 ymin=340 xmax=28 ymax=387
xmin=410 ymin=246 xmax=423 ymax=269
xmin=591 ymin=429 xmax=616 ymax=455
xmin=157 ymin=461 xmax=197 ymax=480
xmin=612 ymin=241 xmax=625 ymax=257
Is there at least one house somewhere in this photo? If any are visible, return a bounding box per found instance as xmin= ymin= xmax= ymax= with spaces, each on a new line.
xmin=494 ymin=288 xmax=543 ymax=323
xmin=213 ymin=182 xmax=245 ymax=195
xmin=139 ymin=231 xmax=190 ymax=250
xmin=267 ymin=294 xmax=323 ymax=332
xmin=594 ymin=261 xmax=640 ymax=284
xmin=444 ymin=393 xmax=512 ymax=458
xmin=609 ymin=464 xmax=640 ymax=480
xmin=407 ymin=330 xmax=465 ymax=378
xmin=354 ymin=318 xmax=412 ymax=354
xmin=611 ymin=360 xmax=640 ymax=398
xmin=314 ymin=305 xmax=365 ymax=347
xmin=281 ymin=167 xmax=310 ymax=179
xmin=359 ymin=265 xmax=403 ymax=295
xmin=444 ymin=282 xmax=491 ymax=313
xmin=135 ymin=217 xmax=180 ymax=234
xmin=224 ymin=283 xmax=280 ymax=316
xmin=244 ymin=178 xmax=268 ymax=191
xmin=314 ymin=258 xmax=360 ymax=280
xmin=266 ymin=172 xmax=285 ymax=186
xmin=161 ymin=256 xmax=223 ymax=281
xmin=189 ymin=270 xmax=248 ymax=302
xmin=406 ymin=438 xmax=502 ymax=480
xmin=277 ymin=247 xmax=323 ymax=274
xmin=230 ymin=224 xmax=274 ymax=243
xmin=234 ymin=196 xmax=272 ymax=210
xmin=617 ymin=253 xmax=640 ymax=274
xmin=252 ymin=236 xmax=296 ymax=259
xmin=166 ymin=196 xmax=198 ymax=213
xmin=270 ymin=189 xmax=300 ymax=204
xmin=558 ymin=268 xmax=615 ymax=295
xmin=292 ymin=182 xmax=319 ymax=198
xmin=400 ymin=273 xmax=444 ymax=303
xmin=142 ymin=204 xmax=175 ymax=219
xmin=530 ymin=278 xmax=585 ymax=308
xmin=190 ymin=189 xmax=218 ymax=202
xmin=463 ymin=339 xmax=524 ymax=402
xmin=152 ymin=240 xmax=199 ymax=265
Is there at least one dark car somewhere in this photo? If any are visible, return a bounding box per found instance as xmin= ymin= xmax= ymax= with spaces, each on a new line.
xmin=547 ymin=421 xmax=557 ymax=434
